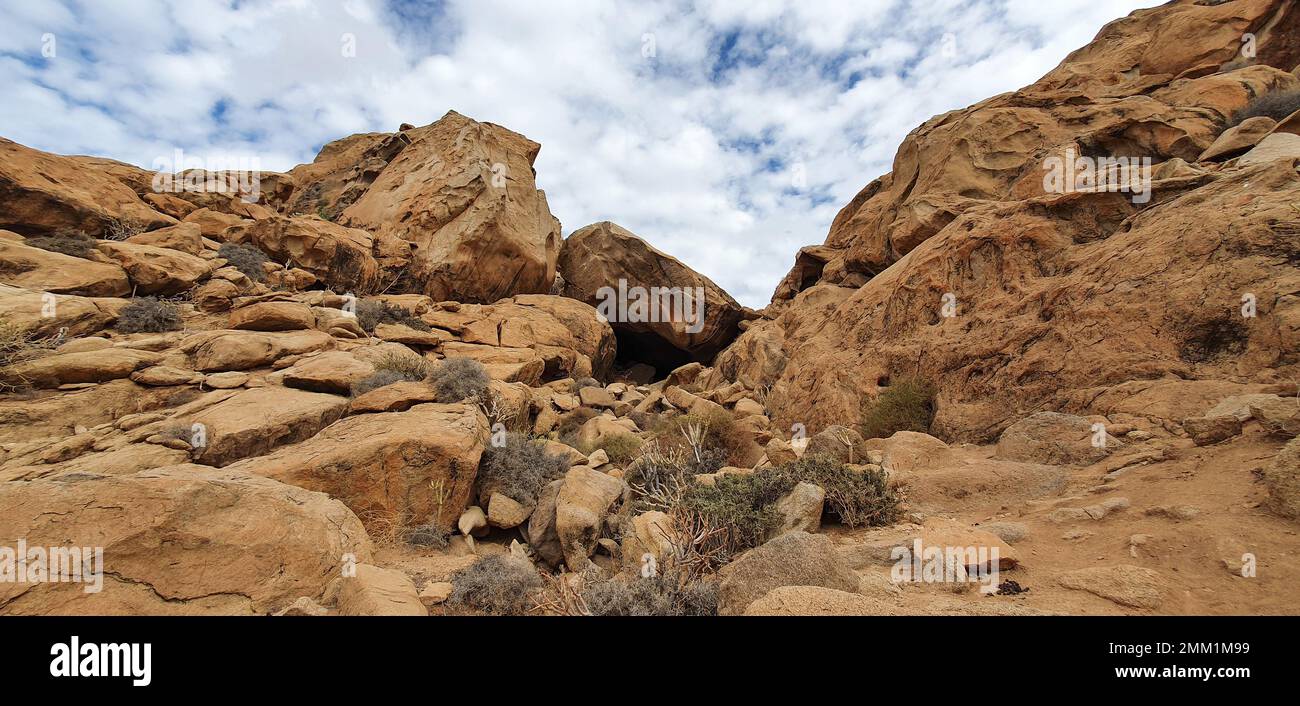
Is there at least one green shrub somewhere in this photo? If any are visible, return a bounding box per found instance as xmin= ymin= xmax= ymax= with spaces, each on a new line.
xmin=859 ymin=378 xmax=935 ymax=440
xmin=646 ymin=409 xmax=745 ymax=471
xmin=1231 ymin=88 xmax=1300 ymax=126
xmin=115 ymin=297 xmax=182 ymax=333
xmin=449 ymin=555 xmax=542 ymax=615
xmin=774 ymin=456 xmax=899 ymax=528
xmin=217 ymin=242 xmax=269 ymax=282
xmin=355 ymin=299 xmax=430 ymax=333
xmin=428 ymin=356 xmax=490 ymax=403
xmin=372 ymin=350 xmax=431 ymax=380
xmin=680 ymin=471 xmax=797 ymax=555
xmin=673 ymin=458 xmax=899 ymax=557
xmin=25 ymin=230 xmax=97 ymax=259
xmin=582 ymin=576 xmax=718 ymax=616
xmin=477 ymin=432 xmax=571 ymax=504
xmin=595 ymin=433 xmax=643 ymax=465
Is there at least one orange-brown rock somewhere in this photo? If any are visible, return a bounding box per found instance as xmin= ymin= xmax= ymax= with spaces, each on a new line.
xmin=559 ymin=221 xmax=747 ymax=368
xmin=0 ymin=237 xmax=131 ymax=297
xmin=0 ymin=138 xmax=175 ymax=237
xmin=0 ymin=466 xmax=371 ymax=615
xmin=223 ymin=215 xmax=378 ymax=292
xmin=184 ymin=387 xmax=349 ymax=467
xmin=336 ymin=111 xmax=561 ymax=303
xmin=96 ymin=241 xmax=213 ymax=295
xmin=716 ymin=0 xmax=1300 ymax=441
xmin=228 ymin=402 xmax=488 ymax=532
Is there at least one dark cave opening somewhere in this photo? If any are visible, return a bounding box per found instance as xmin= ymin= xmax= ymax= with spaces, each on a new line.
xmin=611 ymin=328 xmax=696 ymax=380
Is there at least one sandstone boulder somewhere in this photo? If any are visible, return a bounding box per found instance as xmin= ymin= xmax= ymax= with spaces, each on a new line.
xmin=1261 ymin=436 xmax=1300 ymax=521
xmin=337 ymin=111 xmax=562 ymax=303
xmin=180 ymin=329 xmax=334 ymax=372
xmin=229 ymin=301 xmax=315 ymax=331
xmin=0 ymin=466 xmax=371 ymax=615
xmin=1 ymin=348 xmax=160 ymax=389
xmin=332 ymin=564 xmax=426 ymax=617
xmin=185 ymin=387 xmax=349 ymax=466
xmin=717 ymin=531 xmax=860 ymax=615
xmin=0 ymin=239 xmax=130 ymax=296
xmin=0 ymin=284 xmax=116 ymax=337
xmin=1056 ymin=565 xmax=1167 ymax=609
xmin=559 ymin=221 xmax=746 ymax=366
xmin=223 ymin=216 xmax=378 ymax=292
xmin=0 ymin=137 xmax=175 ymax=237
xmin=554 ymin=465 xmax=628 ymax=571
xmin=229 ymin=403 xmax=487 ymax=531
xmin=278 ymin=351 xmax=375 ymax=395
xmin=1198 ymin=116 xmax=1278 ymax=161
xmin=97 ymin=241 xmax=212 ymax=295
xmin=995 ymin=412 xmax=1120 ymax=466
xmin=125 ymin=222 xmax=205 ymax=255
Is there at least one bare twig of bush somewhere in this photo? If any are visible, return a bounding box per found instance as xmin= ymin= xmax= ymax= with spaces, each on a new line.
xmin=104 ymin=218 xmax=144 ymax=242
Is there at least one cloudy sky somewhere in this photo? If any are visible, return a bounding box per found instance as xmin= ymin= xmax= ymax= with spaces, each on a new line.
xmin=0 ymin=0 xmax=1159 ymax=307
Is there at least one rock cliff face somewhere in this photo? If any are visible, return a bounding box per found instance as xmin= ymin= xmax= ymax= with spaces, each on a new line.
xmin=718 ymin=0 xmax=1300 ymax=441
xmin=2 ymin=0 xmax=1299 ymax=618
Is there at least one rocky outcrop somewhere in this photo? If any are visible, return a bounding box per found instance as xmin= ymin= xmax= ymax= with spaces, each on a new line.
xmin=0 ymin=138 xmax=175 ymax=237
xmin=717 ymin=531 xmax=861 ymax=615
xmin=222 ymin=216 xmax=379 ymax=292
xmin=272 ymin=111 xmax=562 ymax=303
xmin=714 ymin=0 xmax=1300 ymax=441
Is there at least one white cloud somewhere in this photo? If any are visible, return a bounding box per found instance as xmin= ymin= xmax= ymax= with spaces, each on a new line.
xmin=0 ymin=0 xmax=1162 ymax=307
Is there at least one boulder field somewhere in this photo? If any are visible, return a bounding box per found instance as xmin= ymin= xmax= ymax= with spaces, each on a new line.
xmin=1 ymin=0 xmax=1299 ymax=616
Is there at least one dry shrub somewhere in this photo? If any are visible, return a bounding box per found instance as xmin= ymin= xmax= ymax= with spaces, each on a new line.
xmin=24 ymin=230 xmax=97 ymax=259
xmin=217 ymin=242 xmax=269 ymax=282
xmin=477 ymin=432 xmax=571 ymax=505
xmin=581 ymin=575 xmax=718 ymax=616
xmin=774 ymin=456 xmax=899 ymax=528
xmin=1230 ymin=88 xmax=1300 ymax=126
xmin=115 ymin=297 xmax=182 ymax=333
xmin=678 ymin=471 xmax=796 ymax=557
xmin=0 ymin=319 xmax=54 ymax=392
xmin=0 ymin=319 xmax=40 ymax=368
xmin=593 ymin=433 xmax=642 ymax=465
xmin=104 ymin=218 xmax=144 ymax=241
xmin=372 ymin=349 xmax=432 ymax=379
xmin=355 ymin=299 xmax=430 ymax=333
xmin=449 ymin=555 xmax=543 ymax=615
xmin=405 ymin=523 xmax=450 ymax=549
xmin=349 ymin=369 xmax=407 ymax=397
xmin=859 ymin=377 xmax=935 ymax=440
xmin=555 ymin=407 xmax=599 ymax=447
xmin=533 ymin=510 xmax=722 ymax=616
xmin=640 ymin=408 xmax=746 ymax=473
xmin=429 ymin=357 xmax=490 ymax=403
